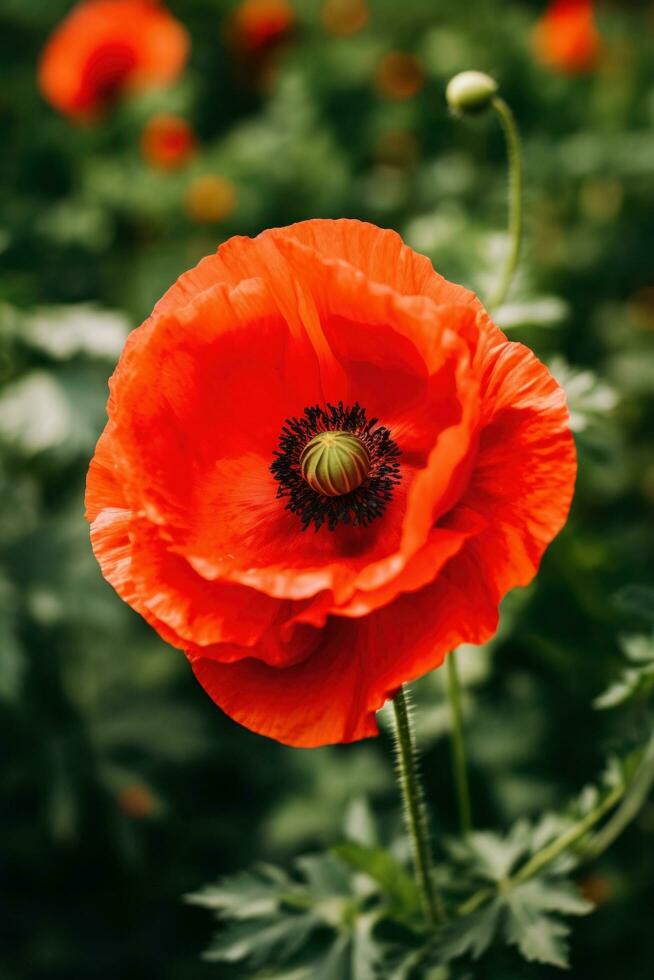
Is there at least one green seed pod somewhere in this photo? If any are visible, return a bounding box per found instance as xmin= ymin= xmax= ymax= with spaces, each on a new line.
xmin=446 ymin=70 xmax=498 ymax=115
xmin=300 ymin=431 xmax=370 ymax=497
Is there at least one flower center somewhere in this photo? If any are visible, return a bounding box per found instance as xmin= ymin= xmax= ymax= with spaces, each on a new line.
xmin=300 ymin=430 xmax=370 ymax=497
xmin=271 ymin=402 xmax=401 ymax=531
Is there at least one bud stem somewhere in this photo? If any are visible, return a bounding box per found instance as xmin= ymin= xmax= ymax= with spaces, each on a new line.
xmin=391 ymin=686 xmax=444 ymax=928
xmin=487 ymin=95 xmax=523 ymax=312
xmin=446 ymin=650 xmax=473 ymax=836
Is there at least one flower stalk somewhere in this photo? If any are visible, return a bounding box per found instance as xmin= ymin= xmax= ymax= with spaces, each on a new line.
xmin=391 ymin=686 xmax=444 ymax=928
xmin=457 ymin=779 xmax=626 ymax=918
xmin=446 ymin=650 xmax=473 ymax=835
xmin=487 ymin=94 xmax=523 ymax=311
xmin=583 ymin=735 xmax=654 ymax=861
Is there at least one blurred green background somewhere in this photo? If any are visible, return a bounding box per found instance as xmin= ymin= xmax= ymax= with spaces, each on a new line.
xmin=1 ymin=0 xmax=653 ymax=977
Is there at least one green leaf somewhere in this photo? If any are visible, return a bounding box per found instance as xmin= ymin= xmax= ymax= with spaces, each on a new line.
xmin=343 ymin=796 xmax=379 ymax=847
xmin=190 ymin=851 xmax=376 ymax=975
xmin=202 ymin=913 xmax=317 ymax=967
xmin=549 ymin=356 xmax=618 ymax=433
xmin=333 ymin=843 xmax=421 ymax=922
xmin=186 ymin=865 xmax=296 ymax=919
xmin=503 ymin=877 xmax=591 ymax=969
xmin=495 ymin=295 xmax=568 ymax=330
xmin=506 ymin=899 xmax=570 ymax=969
xmin=22 ymin=305 xmax=128 ymax=361
xmin=594 ymin=634 xmax=654 ymax=710
xmin=438 ymin=902 xmax=503 ymax=961
xmin=446 ymin=823 xmax=531 ymax=883
xmin=509 ymin=879 xmax=593 ymax=917
xmin=614 ymin=585 xmax=654 ymax=625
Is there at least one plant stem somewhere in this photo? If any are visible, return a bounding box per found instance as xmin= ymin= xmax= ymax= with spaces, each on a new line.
xmin=583 ymin=736 xmax=654 ymax=862
xmin=511 ymin=782 xmax=624 ymax=887
xmin=446 ymin=650 xmax=472 ymax=835
xmin=392 ymin=686 xmax=443 ymax=927
xmin=487 ymin=95 xmax=523 ymax=311
xmin=457 ymin=781 xmax=625 ymax=917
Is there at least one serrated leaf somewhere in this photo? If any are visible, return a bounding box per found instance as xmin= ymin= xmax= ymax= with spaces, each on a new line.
xmin=185 ymin=866 xmax=295 ymax=919
xmin=504 ymin=891 xmax=571 ymax=969
xmin=447 ymin=823 xmax=530 ymax=883
xmin=296 ymin=854 xmax=352 ymax=897
xmin=495 ymin=295 xmax=568 ymax=329
xmin=438 ymin=902 xmax=503 ymax=961
xmin=621 ymin=634 xmax=654 ymax=663
xmin=614 ymin=585 xmax=654 ymax=625
xmin=333 ymin=843 xmax=421 ymax=921
xmin=203 ymin=913 xmax=316 ymax=967
xmin=510 ymin=879 xmax=593 ymax=917
xmin=594 ymin=634 xmax=654 ymax=710
xmin=23 ymin=305 xmax=128 ymax=361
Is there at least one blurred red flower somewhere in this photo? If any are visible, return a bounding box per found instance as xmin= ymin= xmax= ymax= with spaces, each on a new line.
xmin=231 ymin=0 xmax=295 ymax=55
xmin=39 ymin=0 xmax=189 ymax=121
xmin=141 ymin=113 xmax=197 ymax=170
xmin=532 ymin=0 xmax=601 ymax=74
xmin=86 ymin=220 xmax=576 ymax=747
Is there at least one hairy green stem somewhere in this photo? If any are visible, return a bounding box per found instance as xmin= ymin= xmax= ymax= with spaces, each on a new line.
xmin=446 ymin=650 xmax=472 ymax=835
xmin=392 ymin=686 xmax=444 ymax=927
xmin=457 ymin=781 xmax=625 ymax=917
xmin=487 ymin=95 xmax=523 ymax=311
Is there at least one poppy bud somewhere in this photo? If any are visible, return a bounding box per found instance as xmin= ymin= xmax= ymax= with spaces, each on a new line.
xmin=446 ymin=70 xmax=498 ymax=115
xmin=300 ymin=431 xmax=370 ymax=497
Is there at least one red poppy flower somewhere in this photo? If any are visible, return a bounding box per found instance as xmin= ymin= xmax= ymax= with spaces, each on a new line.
xmin=86 ymin=220 xmax=576 ymax=747
xmin=39 ymin=0 xmax=189 ymax=121
xmin=532 ymin=0 xmax=601 ymax=75
xmin=141 ymin=113 xmax=197 ymax=170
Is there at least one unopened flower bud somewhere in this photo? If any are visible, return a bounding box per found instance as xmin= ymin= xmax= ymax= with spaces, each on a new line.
xmin=446 ymin=70 xmax=498 ymax=115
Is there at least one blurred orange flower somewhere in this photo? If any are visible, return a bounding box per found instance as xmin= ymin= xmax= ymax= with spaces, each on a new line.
xmin=141 ymin=113 xmax=197 ymax=170
xmin=232 ymin=0 xmax=295 ymax=54
xmin=375 ymin=52 xmax=424 ymax=101
xmin=532 ymin=0 xmax=601 ymax=74
xmin=184 ymin=175 xmax=236 ymax=223
xmin=39 ymin=0 xmax=189 ymax=121
xmin=321 ymin=0 xmax=369 ymax=37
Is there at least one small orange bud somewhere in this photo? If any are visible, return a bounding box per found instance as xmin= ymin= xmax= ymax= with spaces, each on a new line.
xmin=375 ymin=52 xmax=424 ymax=101
xmin=375 ymin=129 xmax=419 ymax=167
xmin=184 ymin=175 xmax=236 ymax=224
xmin=579 ymin=874 xmax=612 ymax=907
xmin=141 ymin=113 xmax=197 ymax=171
xmin=321 ymin=0 xmax=369 ymax=37
xmin=117 ymin=784 xmax=156 ymax=819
